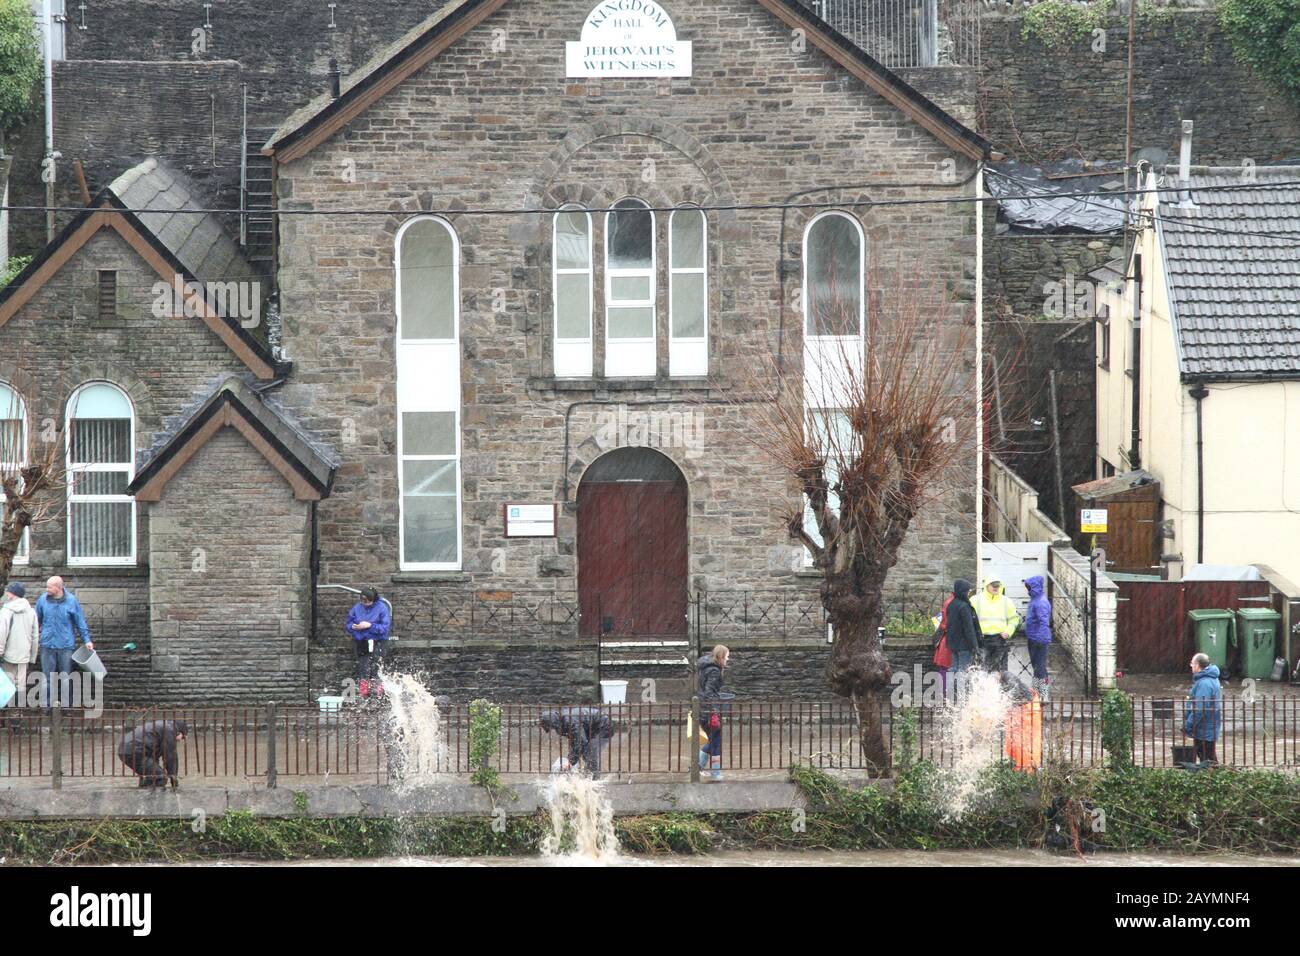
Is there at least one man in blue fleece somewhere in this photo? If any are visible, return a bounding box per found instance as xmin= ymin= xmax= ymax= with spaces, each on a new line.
xmin=35 ymin=576 xmax=93 ymax=709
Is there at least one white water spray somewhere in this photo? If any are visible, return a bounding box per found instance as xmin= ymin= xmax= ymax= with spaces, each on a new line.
xmin=382 ymin=672 xmax=447 ymax=791
xmin=540 ymin=773 xmax=620 ymax=863
xmin=936 ymin=669 xmax=1016 ymax=819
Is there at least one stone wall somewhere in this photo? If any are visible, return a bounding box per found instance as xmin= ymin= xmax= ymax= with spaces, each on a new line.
xmin=145 ymin=430 xmax=311 ymax=702
xmin=275 ymin=0 xmax=981 ymax=614
xmin=979 ymin=9 xmax=1300 ymax=165
xmin=986 ymin=234 xmax=1124 ymax=321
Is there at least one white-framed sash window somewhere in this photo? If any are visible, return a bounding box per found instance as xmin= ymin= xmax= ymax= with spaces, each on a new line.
xmin=553 ymin=206 xmax=593 ymax=378
xmin=604 ymin=198 xmax=656 ymax=378
xmin=0 ymin=382 xmax=28 ymax=563
xmin=66 ymin=382 xmax=135 ymax=565
xmin=669 ymin=206 xmax=707 ymax=377
xmin=396 ymin=216 xmax=462 ymax=570
xmin=803 ymin=211 xmax=865 ymax=411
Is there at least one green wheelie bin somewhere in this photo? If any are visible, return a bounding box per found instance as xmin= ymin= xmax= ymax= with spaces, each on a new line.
xmin=1187 ymin=608 xmax=1235 ymax=672
xmin=1235 ymin=607 xmax=1281 ymax=680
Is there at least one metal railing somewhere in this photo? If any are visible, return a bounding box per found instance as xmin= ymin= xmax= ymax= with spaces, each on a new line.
xmin=799 ymin=0 xmax=980 ymax=68
xmin=1 ymin=695 xmax=1296 ymax=788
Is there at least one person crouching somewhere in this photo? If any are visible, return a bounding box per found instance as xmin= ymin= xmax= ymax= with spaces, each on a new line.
xmin=118 ymin=719 xmax=189 ymax=790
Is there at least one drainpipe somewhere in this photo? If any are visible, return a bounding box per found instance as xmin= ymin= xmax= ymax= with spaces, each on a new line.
xmin=42 ymin=0 xmax=56 ymax=243
xmin=310 ymin=499 xmax=320 ymax=643
xmin=1177 ymin=120 xmax=1196 ymax=210
xmin=1189 ymin=384 xmax=1208 ymax=564
xmin=1128 ymin=255 xmax=1142 ymax=468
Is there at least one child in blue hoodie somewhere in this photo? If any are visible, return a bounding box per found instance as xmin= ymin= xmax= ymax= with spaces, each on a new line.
xmin=347 ymin=587 xmax=391 ymax=699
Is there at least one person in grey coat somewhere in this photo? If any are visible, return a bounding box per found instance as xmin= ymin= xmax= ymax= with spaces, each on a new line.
xmin=117 ymin=719 xmax=190 ymax=789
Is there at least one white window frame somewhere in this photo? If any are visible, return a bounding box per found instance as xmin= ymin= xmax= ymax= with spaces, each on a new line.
xmin=395 ymin=215 xmax=462 ymax=572
xmin=553 ymin=205 xmax=593 ymax=378
xmin=801 ymin=407 xmax=856 ymax=568
xmin=802 ymin=211 xmax=866 ymax=412
xmin=604 ymin=198 xmax=657 ymax=378
xmin=65 ymin=381 xmax=136 ymax=567
xmin=669 ymin=206 xmax=708 ymax=377
xmin=0 ymin=383 xmax=28 ymax=564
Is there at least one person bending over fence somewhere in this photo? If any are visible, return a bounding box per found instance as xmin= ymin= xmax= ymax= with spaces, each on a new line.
xmin=118 ymin=719 xmax=189 ymax=790
xmin=540 ymin=707 xmax=613 ymax=778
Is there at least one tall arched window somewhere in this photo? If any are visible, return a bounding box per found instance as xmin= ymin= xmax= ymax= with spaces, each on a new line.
xmin=396 ymin=217 xmax=461 ymax=570
xmin=553 ymin=205 xmax=593 ymax=378
xmin=66 ymin=382 xmax=135 ymax=565
xmin=669 ymin=206 xmax=707 ymax=377
xmin=605 ymin=198 xmax=656 ymax=377
xmin=803 ymin=211 xmax=864 ymax=339
xmin=0 ymin=383 xmax=28 ymax=563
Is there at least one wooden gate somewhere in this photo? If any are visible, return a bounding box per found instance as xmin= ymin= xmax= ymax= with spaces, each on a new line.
xmin=1116 ymin=579 xmax=1277 ymax=672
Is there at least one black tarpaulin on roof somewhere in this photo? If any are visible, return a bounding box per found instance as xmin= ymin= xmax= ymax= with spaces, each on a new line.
xmin=986 ymin=160 xmax=1128 ymax=234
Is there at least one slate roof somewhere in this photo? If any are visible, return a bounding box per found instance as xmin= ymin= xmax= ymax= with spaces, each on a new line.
xmin=108 ymin=158 xmax=261 ymax=291
xmin=129 ymin=376 xmax=338 ymax=499
xmin=1156 ymin=166 xmax=1300 ymax=380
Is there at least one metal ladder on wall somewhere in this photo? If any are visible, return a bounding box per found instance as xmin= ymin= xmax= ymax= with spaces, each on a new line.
xmin=239 ymin=89 xmax=278 ymax=272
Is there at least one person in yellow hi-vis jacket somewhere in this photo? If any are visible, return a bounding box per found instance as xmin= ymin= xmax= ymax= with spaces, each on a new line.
xmin=971 ymin=579 xmax=1020 ymax=675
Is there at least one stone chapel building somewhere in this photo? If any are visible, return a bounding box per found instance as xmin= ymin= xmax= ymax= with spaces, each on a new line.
xmin=1 ymin=0 xmax=988 ymax=701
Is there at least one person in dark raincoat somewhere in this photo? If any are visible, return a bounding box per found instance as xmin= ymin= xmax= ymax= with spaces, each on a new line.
xmin=1183 ymin=653 xmax=1222 ymax=764
xmin=539 ymin=707 xmax=613 ymax=777
xmin=945 ymin=580 xmax=981 ymax=679
xmin=697 ymin=645 xmax=731 ymax=780
xmin=118 ymin=719 xmax=189 ymax=789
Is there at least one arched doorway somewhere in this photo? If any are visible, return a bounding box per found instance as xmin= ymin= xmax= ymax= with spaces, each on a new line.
xmin=577 ymin=447 xmax=688 ymax=642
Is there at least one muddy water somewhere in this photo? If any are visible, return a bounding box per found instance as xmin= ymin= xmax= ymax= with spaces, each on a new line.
xmin=164 ymin=849 xmax=1300 ymax=867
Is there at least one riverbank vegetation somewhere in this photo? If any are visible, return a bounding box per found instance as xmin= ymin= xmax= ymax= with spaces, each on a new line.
xmin=0 ymin=762 xmax=1295 ymax=863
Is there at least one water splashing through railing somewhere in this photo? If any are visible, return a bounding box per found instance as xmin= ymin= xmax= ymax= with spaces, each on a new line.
xmin=540 ymin=773 xmax=621 ymax=863
xmin=382 ymin=672 xmax=447 ymax=791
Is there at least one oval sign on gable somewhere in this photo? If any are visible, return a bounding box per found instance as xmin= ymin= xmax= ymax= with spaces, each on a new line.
xmin=566 ymin=0 xmax=692 ymax=77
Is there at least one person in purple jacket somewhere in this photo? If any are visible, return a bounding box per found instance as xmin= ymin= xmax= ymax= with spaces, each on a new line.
xmin=1022 ymin=575 xmax=1052 ymax=700
xmin=347 ymin=587 xmax=391 ymax=699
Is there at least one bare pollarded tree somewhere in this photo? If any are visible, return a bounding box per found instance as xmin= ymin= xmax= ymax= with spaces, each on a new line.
xmin=0 ymin=373 xmax=71 ymax=583
xmin=749 ymin=247 xmax=980 ymax=773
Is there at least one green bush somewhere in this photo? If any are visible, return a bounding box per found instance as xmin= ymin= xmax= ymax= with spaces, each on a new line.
xmin=468 ymin=698 xmax=502 ymax=791
xmin=1101 ymin=689 xmax=1133 ymax=771
xmin=1022 ymin=0 xmax=1115 ymax=49
xmin=1219 ymin=0 xmax=1300 ymax=101
xmin=0 ymin=255 xmax=31 ymax=288
xmin=0 ymin=0 xmax=39 ymax=131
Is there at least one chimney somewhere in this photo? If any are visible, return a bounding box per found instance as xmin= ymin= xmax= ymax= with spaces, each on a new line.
xmin=1177 ymin=120 xmax=1196 ymax=209
xmin=327 ymin=58 xmax=343 ymax=98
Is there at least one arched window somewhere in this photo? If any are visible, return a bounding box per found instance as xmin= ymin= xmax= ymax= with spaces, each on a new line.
xmin=803 ymin=212 xmax=864 ymax=338
xmin=669 ymin=206 xmax=707 ymax=377
xmin=66 ymin=382 xmax=135 ymax=564
xmin=395 ymin=217 xmax=461 ymax=569
xmin=553 ymin=205 xmax=593 ymax=378
xmin=605 ymin=198 xmax=656 ymax=377
xmin=0 ymin=383 xmax=28 ymax=563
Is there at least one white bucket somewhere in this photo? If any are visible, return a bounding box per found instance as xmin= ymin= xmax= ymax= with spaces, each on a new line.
xmin=71 ymin=645 xmax=107 ymax=679
xmin=599 ymin=679 xmax=628 ymax=704
xmin=318 ymin=695 xmax=345 ymax=713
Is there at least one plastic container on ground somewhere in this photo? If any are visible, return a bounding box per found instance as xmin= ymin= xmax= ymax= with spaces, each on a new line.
xmin=71 ymin=645 xmax=107 ymax=679
xmin=599 ymin=679 xmax=628 ymax=704
xmin=318 ymin=695 xmax=345 ymax=713
xmin=1186 ymin=608 xmax=1235 ymax=672
xmin=1235 ymin=607 xmax=1281 ymax=680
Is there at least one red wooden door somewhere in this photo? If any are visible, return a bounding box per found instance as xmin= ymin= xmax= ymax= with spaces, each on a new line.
xmin=578 ymin=479 xmax=688 ymax=639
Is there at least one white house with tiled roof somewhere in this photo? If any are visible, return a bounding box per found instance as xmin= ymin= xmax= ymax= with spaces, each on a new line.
xmin=1095 ymin=163 xmax=1300 ymax=585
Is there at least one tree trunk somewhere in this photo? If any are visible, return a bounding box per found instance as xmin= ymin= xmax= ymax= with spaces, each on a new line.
xmin=826 ymin=606 xmax=892 ymax=775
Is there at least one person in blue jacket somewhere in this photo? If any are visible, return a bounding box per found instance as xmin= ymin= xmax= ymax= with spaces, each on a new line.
xmin=35 ymin=576 xmax=93 ymax=709
xmin=347 ymin=587 xmax=390 ymax=699
xmin=1183 ymin=652 xmax=1222 ymax=764
xmin=1022 ymin=575 xmax=1052 ymax=699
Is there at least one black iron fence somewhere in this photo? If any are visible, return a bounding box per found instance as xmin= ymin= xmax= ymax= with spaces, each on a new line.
xmin=3 ymin=695 xmax=1296 ymax=788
